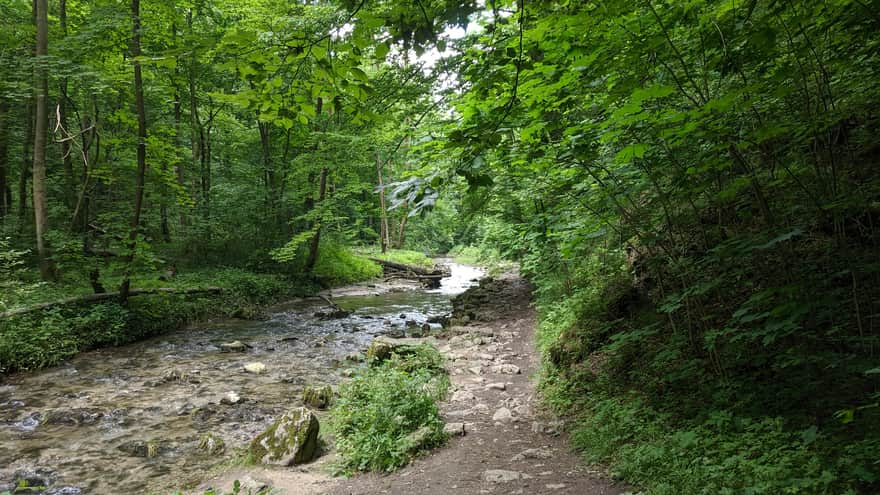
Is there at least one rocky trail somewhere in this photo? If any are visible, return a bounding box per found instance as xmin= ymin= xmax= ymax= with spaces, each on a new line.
xmin=201 ymin=274 xmax=628 ymax=495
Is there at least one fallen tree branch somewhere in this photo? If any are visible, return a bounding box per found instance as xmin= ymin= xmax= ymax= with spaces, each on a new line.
xmin=368 ymin=258 xmax=448 ymax=277
xmin=318 ymin=294 xmax=342 ymax=311
xmin=1 ymin=287 xmax=224 ymax=319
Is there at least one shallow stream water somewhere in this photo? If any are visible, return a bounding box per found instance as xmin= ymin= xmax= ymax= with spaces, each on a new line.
xmin=0 ymin=262 xmax=483 ymax=494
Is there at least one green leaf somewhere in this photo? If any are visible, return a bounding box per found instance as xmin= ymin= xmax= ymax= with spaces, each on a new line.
xmin=615 ymin=144 xmax=648 ymax=163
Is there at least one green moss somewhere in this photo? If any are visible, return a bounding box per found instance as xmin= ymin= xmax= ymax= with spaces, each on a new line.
xmin=249 ymin=407 xmax=320 ymax=466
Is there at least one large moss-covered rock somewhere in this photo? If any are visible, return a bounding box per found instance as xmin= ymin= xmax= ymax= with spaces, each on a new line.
xmin=302 ymin=385 xmax=332 ymax=409
xmin=249 ymin=407 xmax=319 ymax=466
xmin=365 ymin=336 xmax=436 ymax=363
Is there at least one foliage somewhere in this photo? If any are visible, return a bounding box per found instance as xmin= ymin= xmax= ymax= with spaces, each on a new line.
xmin=420 ymin=0 xmax=880 ymax=492
xmin=0 ymin=268 xmax=296 ymax=373
xmin=331 ymin=344 xmax=449 ymax=473
xmin=312 ymin=243 xmax=383 ymax=285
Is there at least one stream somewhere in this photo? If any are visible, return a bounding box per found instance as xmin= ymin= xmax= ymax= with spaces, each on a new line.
xmin=0 ymin=262 xmax=483 ymax=494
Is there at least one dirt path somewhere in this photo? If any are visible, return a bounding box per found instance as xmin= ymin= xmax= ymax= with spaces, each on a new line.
xmin=325 ymin=274 xmax=626 ymax=495
xmin=199 ymin=274 xmax=628 ymax=495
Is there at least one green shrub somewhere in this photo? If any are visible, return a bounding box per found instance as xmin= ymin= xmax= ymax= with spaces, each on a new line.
xmin=331 ymin=345 xmax=449 ymax=473
xmin=312 ymin=245 xmax=382 ymax=285
xmin=571 ymin=399 xmax=839 ymax=495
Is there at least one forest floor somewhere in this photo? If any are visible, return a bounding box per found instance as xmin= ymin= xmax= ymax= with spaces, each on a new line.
xmin=198 ymin=273 xmax=629 ymax=495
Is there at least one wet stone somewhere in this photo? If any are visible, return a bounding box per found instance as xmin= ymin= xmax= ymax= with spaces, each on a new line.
xmin=249 ymin=407 xmax=320 ymax=466
xmin=302 ymin=385 xmax=333 ymax=409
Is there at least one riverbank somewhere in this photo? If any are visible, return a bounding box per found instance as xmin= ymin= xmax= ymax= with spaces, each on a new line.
xmin=0 ymin=268 xmax=310 ymax=374
xmin=0 ymin=260 xmax=471 ymax=494
xmin=0 ymin=250 xmax=439 ymax=375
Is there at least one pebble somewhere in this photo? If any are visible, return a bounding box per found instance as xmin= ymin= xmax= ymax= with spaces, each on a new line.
xmin=243 ymin=362 xmax=266 ymax=374
xmin=492 ymin=407 xmax=513 ymax=423
xmin=486 ymin=382 xmax=506 ymax=391
xmin=511 ymin=447 xmax=553 ymax=461
xmin=490 ymin=364 xmax=521 ymax=374
xmin=443 ymin=422 xmax=466 ymax=436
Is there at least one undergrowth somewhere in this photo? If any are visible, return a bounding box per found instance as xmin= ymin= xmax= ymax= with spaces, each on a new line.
xmin=0 ymin=268 xmax=299 ymax=373
xmin=529 ymin=242 xmax=880 ymax=494
xmin=331 ymin=345 xmax=449 ymax=473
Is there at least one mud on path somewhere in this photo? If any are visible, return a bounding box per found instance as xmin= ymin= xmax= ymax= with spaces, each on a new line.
xmin=206 ymin=274 xmax=628 ymax=495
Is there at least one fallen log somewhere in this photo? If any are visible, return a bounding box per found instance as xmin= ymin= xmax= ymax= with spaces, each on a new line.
xmin=0 ymin=287 xmax=224 ymax=319
xmin=368 ymin=258 xmax=449 ymax=277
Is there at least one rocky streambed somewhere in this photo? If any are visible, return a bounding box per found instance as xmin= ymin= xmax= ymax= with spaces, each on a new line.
xmin=0 ymin=262 xmax=482 ymax=494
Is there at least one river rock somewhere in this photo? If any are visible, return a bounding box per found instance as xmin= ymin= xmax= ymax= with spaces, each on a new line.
xmin=249 ymin=407 xmax=319 ymax=466
xmin=427 ymin=314 xmax=449 ymax=327
xmin=41 ymin=408 xmax=106 ymax=426
xmin=345 ymin=351 xmax=365 ymax=363
xmin=220 ymin=391 xmax=241 ymax=405
xmin=243 ymin=362 xmax=266 ymax=374
xmin=219 ymin=341 xmax=251 ymax=352
xmin=511 ymin=447 xmax=553 ymax=461
xmin=302 ymin=385 xmax=332 ymax=409
xmin=198 ymin=433 xmax=226 ymax=455
xmin=443 ymin=422 xmax=466 ymax=436
xmin=366 ymin=339 xmax=394 ymax=362
xmin=118 ymin=439 xmax=162 ymax=458
xmin=490 ymin=364 xmax=521 ymax=374
xmin=384 ymin=328 xmax=406 ymax=339
xmin=366 ymin=336 xmax=435 ymax=363
xmin=482 ymin=469 xmax=532 ymax=483
xmin=492 ymin=407 xmax=513 ymax=423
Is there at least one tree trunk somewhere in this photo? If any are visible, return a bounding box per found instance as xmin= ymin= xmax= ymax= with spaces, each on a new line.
xmin=19 ymin=102 xmax=33 ymax=228
xmin=0 ymin=100 xmax=9 ymax=219
xmin=33 ymin=0 xmax=55 ymax=280
xmin=304 ymin=167 xmax=328 ymax=273
xmin=58 ymin=0 xmax=75 ymax=210
xmin=376 ymin=153 xmax=390 ymax=253
xmin=172 ymin=21 xmax=187 ymax=229
xmin=120 ymin=0 xmax=148 ymax=302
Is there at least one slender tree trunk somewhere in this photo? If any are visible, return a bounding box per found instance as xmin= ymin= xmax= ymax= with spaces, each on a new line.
xmin=258 ymin=120 xmax=274 ymax=210
xmin=304 ymin=167 xmax=328 ymax=273
xmin=58 ymin=0 xmax=75 ymax=210
xmin=120 ymin=0 xmax=148 ymax=302
xmin=0 ymin=100 xmax=9 ymax=219
xmin=186 ymin=9 xmax=204 ymax=221
xmin=172 ymin=22 xmax=187 ymax=228
xmin=33 ymin=0 xmax=55 ymax=280
xmin=19 ymin=103 xmax=33 ymax=228
xmin=376 ymin=154 xmax=390 ymax=253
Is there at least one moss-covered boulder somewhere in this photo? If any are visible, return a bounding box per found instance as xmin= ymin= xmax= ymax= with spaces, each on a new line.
xmin=366 ymin=336 xmax=435 ymax=364
xmin=366 ymin=339 xmax=394 ymax=362
xmin=302 ymin=385 xmax=332 ymax=409
xmin=249 ymin=407 xmax=319 ymax=466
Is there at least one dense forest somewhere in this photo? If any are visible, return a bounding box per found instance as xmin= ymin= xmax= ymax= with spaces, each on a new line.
xmin=1 ymin=0 xmax=879 ymax=493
